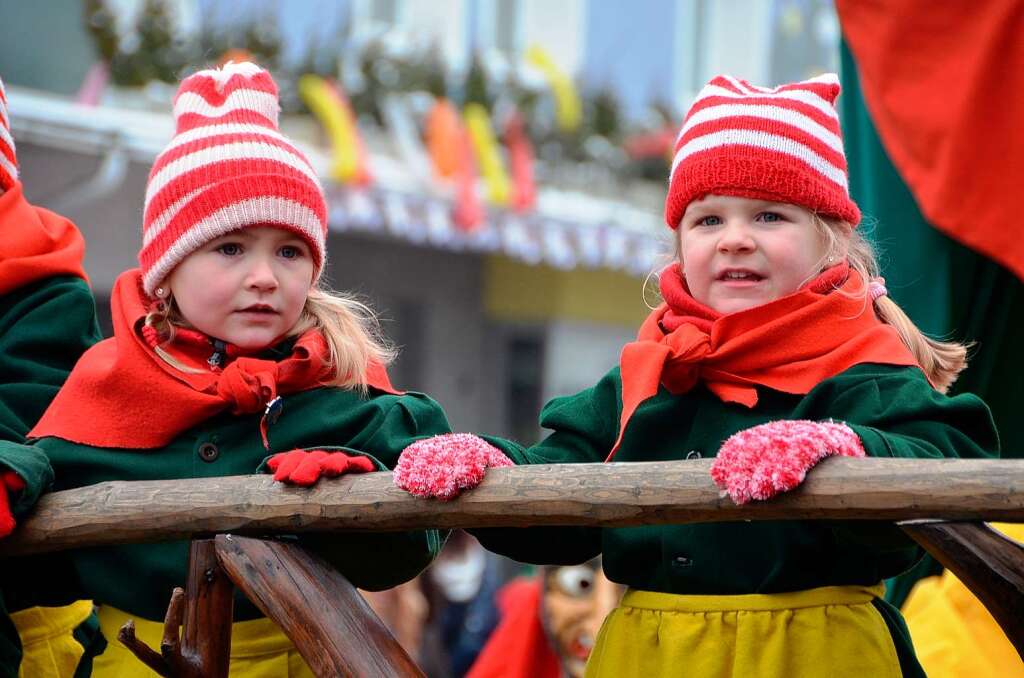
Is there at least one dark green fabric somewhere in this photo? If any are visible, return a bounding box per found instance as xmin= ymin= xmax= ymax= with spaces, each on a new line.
xmin=4 ymin=386 xmax=451 ymax=623
xmin=0 ymin=275 xmax=101 ymax=445
xmin=71 ymin=609 xmax=105 ymax=678
xmin=471 ymin=363 xmax=996 ymax=673
xmin=839 ymin=40 xmax=1024 ymax=607
xmin=871 ymin=598 xmax=926 ymax=678
xmin=0 ymin=274 xmax=101 ymax=677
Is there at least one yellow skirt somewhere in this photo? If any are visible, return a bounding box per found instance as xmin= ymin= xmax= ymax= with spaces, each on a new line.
xmin=902 ymin=522 xmax=1024 ymax=678
xmin=586 ymin=583 xmax=902 ymax=678
xmin=93 ymin=605 xmax=314 ymax=678
xmin=10 ymin=600 xmax=94 ymax=678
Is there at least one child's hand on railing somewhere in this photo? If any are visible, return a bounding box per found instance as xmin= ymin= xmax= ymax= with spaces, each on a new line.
xmin=393 ymin=433 xmax=513 ymax=500
xmin=710 ymin=420 xmax=865 ymax=504
xmin=267 ymin=449 xmax=376 ymax=486
xmin=0 ymin=469 xmax=26 ymax=537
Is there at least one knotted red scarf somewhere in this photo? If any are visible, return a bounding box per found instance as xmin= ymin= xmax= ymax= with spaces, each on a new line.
xmin=610 ymin=263 xmax=921 ymax=460
xmin=0 ymin=182 xmax=87 ymax=294
xmin=30 ymin=269 xmax=399 ymax=448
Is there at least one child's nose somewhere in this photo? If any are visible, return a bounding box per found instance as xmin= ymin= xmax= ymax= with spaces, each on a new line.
xmin=246 ymin=257 xmax=279 ymax=290
xmin=717 ymin=219 xmax=755 ymax=253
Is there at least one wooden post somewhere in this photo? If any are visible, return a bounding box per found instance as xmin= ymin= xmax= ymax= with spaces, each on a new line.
xmin=117 ymin=539 xmax=234 ymax=677
xmin=215 ymin=535 xmax=424 ymax=678
xmin=900 ymin=520 xmax=1024 ymax=659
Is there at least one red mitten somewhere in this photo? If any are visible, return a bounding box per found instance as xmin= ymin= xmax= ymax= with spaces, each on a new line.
xmin=710 ymin=420 xmax=865 ymax=504
xmin=267 ymin=449 xmax=376 ymax=486
xmin=0 ymin=470 xmax=26 ymax=537
xmin=393 ymin=433 xmax=513 ymax=500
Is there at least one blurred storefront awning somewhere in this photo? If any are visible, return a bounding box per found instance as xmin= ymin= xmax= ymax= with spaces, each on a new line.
xmin=8 ymin=85 xmax=666 ymax=278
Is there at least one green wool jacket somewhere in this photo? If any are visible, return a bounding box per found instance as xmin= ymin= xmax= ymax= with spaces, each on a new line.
xmin=471 ymin=363 xmax=999 ymax=678
xmin=0 ymin=275 xmax=102 ymax=678
xmin=2 ymin=383 xmax=452 ymax=624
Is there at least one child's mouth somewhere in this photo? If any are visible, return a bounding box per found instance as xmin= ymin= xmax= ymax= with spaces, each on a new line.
xmin=716 ymin=270 xmax=764 ymax=285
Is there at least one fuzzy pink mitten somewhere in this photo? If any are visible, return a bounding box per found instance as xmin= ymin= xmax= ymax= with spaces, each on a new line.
xmin=710 ymin=420 xmax=865 ymax=504
xmin=393 ymin=433 xmax=513 ymax=500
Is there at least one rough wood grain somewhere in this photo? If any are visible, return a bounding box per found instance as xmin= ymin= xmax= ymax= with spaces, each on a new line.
xmin=900 ymin=521 xmax=1024 ymax=659
xmin=3 ymin=458 xmax=1023 ymax=556
xmin=215 ymin=535 xmax=424 ymax=678
xmin=116 ymin=540 xmax=235 ymax=677
xmin=181 ymin=539 xmax=234 ymax=677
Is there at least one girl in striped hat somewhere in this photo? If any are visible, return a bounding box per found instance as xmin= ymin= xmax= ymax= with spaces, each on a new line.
xmin=6 ymin=62 xmax=451 ymax=677
xmin=393 ymin=74 xmax=999 ymax=677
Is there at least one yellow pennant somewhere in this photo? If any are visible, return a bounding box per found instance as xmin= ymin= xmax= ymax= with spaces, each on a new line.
xmin=464 ymin=102 xmax=510 ymax=206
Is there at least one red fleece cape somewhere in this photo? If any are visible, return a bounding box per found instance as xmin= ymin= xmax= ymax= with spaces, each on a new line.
xmin=0 ymin=182 xmax=88 ymax=294
xmin=612 ymin=264 xmax=920 ymax=459
xmin=30 ymin=268 xmax=399 ymax=448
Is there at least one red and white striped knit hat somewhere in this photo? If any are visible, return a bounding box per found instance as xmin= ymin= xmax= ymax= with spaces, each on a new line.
xmin=140 ymin=62 xmax=327 ymax=297
xmin=0 ymin=76 xmax=18 ymax=192
xmin=665 ymin=73 xmax=860 ymax=229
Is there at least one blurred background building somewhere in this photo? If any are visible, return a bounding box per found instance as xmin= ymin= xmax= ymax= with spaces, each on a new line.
xmin=0 ymin=0 xmax=838 ymax=439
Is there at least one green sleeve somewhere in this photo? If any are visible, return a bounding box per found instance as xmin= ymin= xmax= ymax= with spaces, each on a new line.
xmin=293 ymin=392 xmax=454 ymax=590
xmin=0 ymin=276 xmax=100 ymax=443
xmin=0 ymin=441 xmax=54 ymax=518
xmin=471 ymin=370 xmax=621 ymax=566
xmin=798 ymin=364 xmax=999 ymax=461
xmin=798 ymin=364 xmax=999 ymax=554
xmin=356 ymin=392 xmax=456 ymax=468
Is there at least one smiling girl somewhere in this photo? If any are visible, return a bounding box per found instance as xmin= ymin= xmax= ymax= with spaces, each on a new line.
xmin=3 ymin=62 xmax=452 ymax=677
xmin=393 ymin=74 xmax=999 ymax=677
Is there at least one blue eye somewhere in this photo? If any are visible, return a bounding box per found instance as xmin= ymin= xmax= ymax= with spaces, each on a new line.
xmin=279 ymin=246 xmax=302 ymax=259
xmin=696 ymin=215 xmax=722 ymax=227
xmin=758 ymin=212 xmax=783 ymax=223
xmin=217 ymin=243 xmax=242 ymax=256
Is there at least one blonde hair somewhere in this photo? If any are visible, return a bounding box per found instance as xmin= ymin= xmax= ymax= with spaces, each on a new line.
xmin=812 ymin=215 xmax=968 ymax=393
xmin=666 ymin=212 xmax=969 ymax=393
xmin=145 ymin=284 xmax=396 ymax=392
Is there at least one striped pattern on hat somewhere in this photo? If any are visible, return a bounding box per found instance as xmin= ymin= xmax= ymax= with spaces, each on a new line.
xmin=665 ymin=73 xmax=860 ymax=229
xmin=140 ymin=61 xmax=327 ymax=296
xmin=0 ymin=76 xmax=18 ymax=191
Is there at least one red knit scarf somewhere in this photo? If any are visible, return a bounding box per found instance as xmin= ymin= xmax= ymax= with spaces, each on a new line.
xmin=30 ymin=269 xmax=399 ymax=448
xmin=610 ymin=262 xmax=921 ymax=460
xmin=0 ymin=183 xmax=88 ymax=295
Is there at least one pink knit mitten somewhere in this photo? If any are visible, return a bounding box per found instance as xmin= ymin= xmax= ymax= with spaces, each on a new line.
xmin=393 ymin=433 xmax=513 ymax=500
xmin=710 ymin=420 xmax=865 ymax=504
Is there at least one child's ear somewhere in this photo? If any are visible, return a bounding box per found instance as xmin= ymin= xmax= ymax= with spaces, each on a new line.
xmin=152 ymin=277 xmax=173 ymax=303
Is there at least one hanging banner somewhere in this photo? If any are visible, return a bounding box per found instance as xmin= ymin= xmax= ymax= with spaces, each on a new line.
xmin=453 ymin=124 xmax=485 ymax=231
xmin=426 ymin=97 xmax=464 ymax=181
xmin=298 ymin=74 xmax=371 ymax=186
xmin=525 ymin=45 xmax=582 ymax=133
xmin=505 ymin=111 xmax=537 ymax=212
xmin=464 ymin=102 xmax=511 ymax=206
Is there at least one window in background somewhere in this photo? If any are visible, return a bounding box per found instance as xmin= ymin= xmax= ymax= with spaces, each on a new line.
xmin=505 ymin=332 xmax=544 ymax=445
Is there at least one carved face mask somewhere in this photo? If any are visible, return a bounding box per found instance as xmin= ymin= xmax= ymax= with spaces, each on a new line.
xmin=541 ymin=560 xmax=623 ymax=678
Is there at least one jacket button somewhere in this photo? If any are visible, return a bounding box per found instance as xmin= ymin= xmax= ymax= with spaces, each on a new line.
xmin=672 ymin=555 xmax=693 ymax=568
xmin=685 ymin=450 xmax=702 ymax=460
xmin=198 ymin=442 xmax=219 ymax=463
